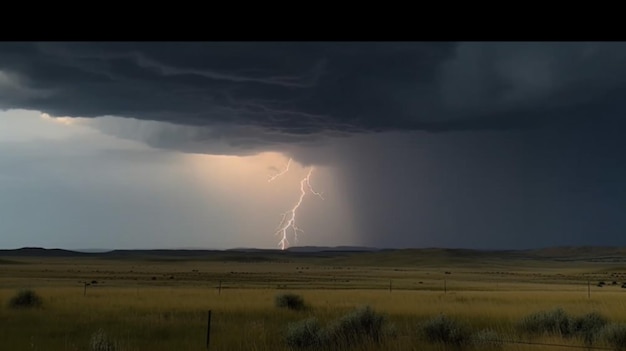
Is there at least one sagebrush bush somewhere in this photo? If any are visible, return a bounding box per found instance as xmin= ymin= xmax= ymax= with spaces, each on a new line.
xmin=570 ymin=312 xmax=608 ymax=345
xmin=603 ymin=323 xmax=626 ymax=351
xmin=285 ymin=318 xmax=323 ymax=349
xmin=7 ymin=289 xmax=43 ymax=309
xmin=275 ymin=293 xmax=306 ymax=311
xmin=421 ymin=314 xmax=471 ymax=346
xmin=325 ymin=305 xmax=387 ymax=347
xmin=518 ymin=308 xmax=609 ymax=345
xmin=90 ymin=329 xmax=119 ymax=351
xmin=285 ymin=306 xmax=393 ymax=349
xmin=472 ymin=329 xmax=503 ymax=349
xmin=517 ymin=307 xmax=571 ymax=336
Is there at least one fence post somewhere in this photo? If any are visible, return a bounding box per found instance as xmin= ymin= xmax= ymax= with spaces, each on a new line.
xmin=206 ymin=310 xmax=212 ymax=349
xmin=389 ymin=280 xmax=392 ymax=293
xmin=444 ymin=279 xmax=447 ymax=294
xmin=218 ymin=280 xmax=222 ymax=295
xmin=588 ymin=280 xmax=590 ymax=299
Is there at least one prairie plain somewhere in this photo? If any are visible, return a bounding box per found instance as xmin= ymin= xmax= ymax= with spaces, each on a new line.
xmin=2 ymin=247 xmax=626 ymax=350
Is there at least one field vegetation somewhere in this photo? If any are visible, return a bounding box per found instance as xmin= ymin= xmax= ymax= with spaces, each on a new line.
xmin=1 ymin=247 xmax=626 ymax=350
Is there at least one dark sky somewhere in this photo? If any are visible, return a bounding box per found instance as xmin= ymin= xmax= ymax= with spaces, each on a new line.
xmin=1 ymin=42 xmax=625 ymax=249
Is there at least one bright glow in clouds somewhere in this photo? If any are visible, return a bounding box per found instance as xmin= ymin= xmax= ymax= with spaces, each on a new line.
xmin=182 ymin=153 xmax=345 ymax=249
xmin=40 ymin=113 xmax=77 ymax=125
xmin=0 ymin=109 xmax=357 ymax=249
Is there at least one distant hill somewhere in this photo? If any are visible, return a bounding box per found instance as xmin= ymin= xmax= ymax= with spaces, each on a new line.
xmin=524 ymin=246 xmax=626 ymax=261
xmin=0 ymin=247 xmax=87 ymax=257
xmin=74 ymin=248 xmax=113 ymax=253
xmin=286 ymin=246 xmax=380 ymax=253
xmin=1 ymin=246 xmax=625 ymax=264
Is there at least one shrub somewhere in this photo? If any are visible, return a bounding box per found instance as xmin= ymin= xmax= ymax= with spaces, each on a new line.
xmin=286 ymin=318 xmax=323 ymax=349
xmin=570 ymin=312 xmax=608 ymax=346
xmin=603 ymin=323 xmax=626 ymax=351
xmin=90 ymin=329 xmax=119 ymax=351
xmin=275 ymin=293 xmax=306 ymax=311
xmin=7 ymin=289 xmax=43 ymax=309
xmin=472 ymin=329 xmax=503 ymax=349
xmin=421 ymin=314 xmax=471 ymax=346
xmin=325 ymin=306 xmax=387 ymax=347
xmin=517 ymin=308 xmax=571 ymax=337
xmin=518 ymin=308 xmax=609 ymax=344
xmin=285 ymin=306 xmax=393 ymax=349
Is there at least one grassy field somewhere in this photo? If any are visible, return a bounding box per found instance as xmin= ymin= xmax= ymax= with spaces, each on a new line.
xmin=1 ymin=248 xmax=626 ymax=350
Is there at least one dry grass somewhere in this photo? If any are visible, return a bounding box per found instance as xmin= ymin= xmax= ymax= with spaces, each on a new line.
xmin=1 ymin=251 xmax=626 ymax=350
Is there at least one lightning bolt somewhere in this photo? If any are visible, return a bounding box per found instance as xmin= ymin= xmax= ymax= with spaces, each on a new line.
xmin=268 ymin=158 xmax=292 ymax=182
xmin=271 ymin=162 xmax=323 ymax=250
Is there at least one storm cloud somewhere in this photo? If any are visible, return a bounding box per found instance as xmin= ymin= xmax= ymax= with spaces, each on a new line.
xmin=2 ymin=42 xmax=626 ymax=250
xmin=2 ymin=42 xmax=626 ymax=153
